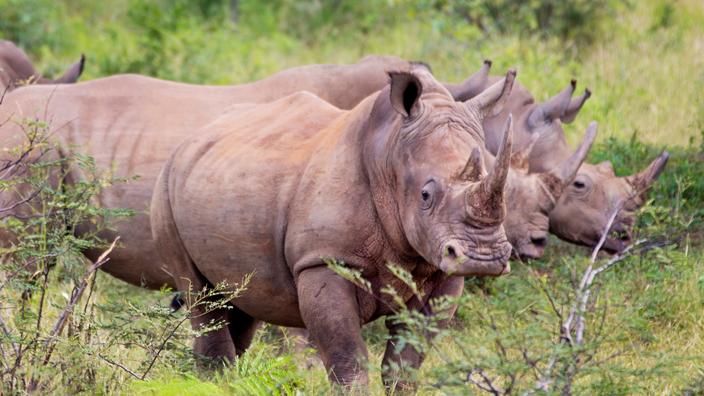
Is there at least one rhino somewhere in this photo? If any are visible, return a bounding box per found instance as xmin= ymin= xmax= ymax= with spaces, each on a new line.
xmin=150 ymin=68 xmax=516 ymax=385
xmin=0 ymin=40 xmax=85 ymax=92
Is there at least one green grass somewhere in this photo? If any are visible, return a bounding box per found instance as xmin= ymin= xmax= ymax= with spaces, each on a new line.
xmin=1 ymin=0 xmax=703 ymax=394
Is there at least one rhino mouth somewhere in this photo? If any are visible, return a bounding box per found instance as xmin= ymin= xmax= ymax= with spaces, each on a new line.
xmin=438 ymin=240 xmax=512 ymax=276
xmin=512 ymin=235 xmax=549 ymax=261
xmin=600 ymin=221 xmax=633 ymax=253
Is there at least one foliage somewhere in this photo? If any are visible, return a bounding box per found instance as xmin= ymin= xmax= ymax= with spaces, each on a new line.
xmin=0 ymin=118 xmax=247 ymax=394
xmin=417 ymin=0 xmax=623 ymax=44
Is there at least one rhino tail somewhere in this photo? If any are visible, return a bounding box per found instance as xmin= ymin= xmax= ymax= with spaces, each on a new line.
xmin=151 ymin=155 xmax=210 ymax=303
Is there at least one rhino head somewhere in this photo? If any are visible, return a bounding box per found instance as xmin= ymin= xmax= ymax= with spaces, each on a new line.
xmin=504 ymin=122 xmax=598 ymax=260
xmin=549 ymin=151 xmax=669 ymax=252
xmin=375 ymin=68 xmax=517 ymax=276
xmin=522 ymin=81 xmax=669 ymax=253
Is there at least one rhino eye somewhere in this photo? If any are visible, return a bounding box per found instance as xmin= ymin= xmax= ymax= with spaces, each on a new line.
xmin=573 ymin=180 xmax=586 ymax=189
xmin=420 ymin=181 xmax=436 ymax=210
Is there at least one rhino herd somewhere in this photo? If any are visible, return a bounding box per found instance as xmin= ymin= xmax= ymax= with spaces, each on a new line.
xmin=0 ymin=41 xmax=669 ymax=388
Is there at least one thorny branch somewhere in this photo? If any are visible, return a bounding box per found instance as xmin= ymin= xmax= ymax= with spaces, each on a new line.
xmin=26 ymin=238 xmax=118 ymax=392
xmin=525 ymin=190 xmax=669 ymax=395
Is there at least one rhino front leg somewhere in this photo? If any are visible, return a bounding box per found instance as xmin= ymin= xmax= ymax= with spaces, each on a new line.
xmin=297 ymin=266 xmax=368 ymax=385
xmin=381 ymin=275 xmax=464 ymax=390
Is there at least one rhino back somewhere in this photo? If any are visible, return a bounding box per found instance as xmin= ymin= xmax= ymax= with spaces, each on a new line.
xmin=0 ymin=75 xmax=244 ymax=288
xmin=237 ymin=55 xmax=408 ymax=110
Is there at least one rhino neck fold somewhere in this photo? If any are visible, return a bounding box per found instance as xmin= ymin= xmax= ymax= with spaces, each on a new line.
xmin=356 ymin=91 xmax=418 ymax=260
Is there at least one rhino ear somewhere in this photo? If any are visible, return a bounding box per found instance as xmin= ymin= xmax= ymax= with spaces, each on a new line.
xmin=52 ymin=54 xmax=85 ymax=84
xmin=528 ymin=80 xmax=576 ymax=128
xmin=538 ymin=122 xmax=597 ymax=204
xmin=596 ymin=160 xmax=614 ymax=175
xmin=560 ymin=88 xmax=591 ymax=124
xmin=466 ymin=69 xmax=516 ymax=119
xmin=389 ymin=71 xmax=423 ymax=117
xmin=510 ymin=133 xmax=540 ymax=171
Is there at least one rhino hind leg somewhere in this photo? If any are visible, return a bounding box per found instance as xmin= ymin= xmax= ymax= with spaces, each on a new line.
xmin=297 ymin=266 xmax=369 ymax=386
xmin=192 ymin=305 xmax=237 ymax=367
xmin=150 ymin=164 xmax=238 ymax=366
xmin=227 ymin=304 xmax=260 ymax=354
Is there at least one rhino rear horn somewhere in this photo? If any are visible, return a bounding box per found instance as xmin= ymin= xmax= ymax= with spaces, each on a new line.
xmin=555 ymin=121 xmax=598 ymax=183
xmin=537 ymin=122 xmax=597 ymax=206
xmin=470 ymin=115 xmax=513 ymax=221
xmin=510 ymin=133 xmax=541 ymax=171
xmin=561 ymin=88 xmax=591 ymax=123
xmin=528 ymin=79 xmax=576 ymax=127
xmin=467 ymin=69 xmax=516 ymax=118
xmin=459 ymin=148 xmax=485 ymax=181
xmin=625 ymin=150 xmax=670 ymax=194
xmin=53 ymin=54 xmax=85 ymax=84
xmin=447 ymin=59 xmax=492 ymax=102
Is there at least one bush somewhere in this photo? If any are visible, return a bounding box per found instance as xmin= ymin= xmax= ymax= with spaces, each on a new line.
xmin=417 ymin=0 xmax=623 ymax=44
xmin=0 ymin=117 xmax=247 ymax=394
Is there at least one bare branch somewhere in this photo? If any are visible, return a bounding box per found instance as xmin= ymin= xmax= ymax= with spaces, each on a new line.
xmin=140 ymin=315 xmax=189 ymax=380
xmin=467 ymin=368 xmax=504 ymax=395
xmin=95 ymin=354 xmax=142 ymax=380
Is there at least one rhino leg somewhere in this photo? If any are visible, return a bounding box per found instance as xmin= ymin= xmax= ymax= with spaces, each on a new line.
xmin=297 ymin=266 xmax=368 ymax=386
xmin=227 ymin=304 xmax=260 ymax=353
xmin=191 ymin=303 xmax=259 ymax=367
xmin=192 ymin=304 xmax=237 ymax=367
xmin=151 ymin=165 xmax=238 ymax=367
xmin=381 ymin=275 xmax=464 ymax=391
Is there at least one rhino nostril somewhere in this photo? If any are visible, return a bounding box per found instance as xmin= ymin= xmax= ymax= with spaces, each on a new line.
xmin=446 ymin=245 xmax=457 ymax=259
xmin=531 ymin=236 xmax=547 ymax=247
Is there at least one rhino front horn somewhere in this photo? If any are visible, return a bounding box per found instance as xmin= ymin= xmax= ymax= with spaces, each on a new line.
xmin=626 ymin=150 xmax=670 ymax=193
xmin=469 ymin=115 xmax=513 ymax=221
